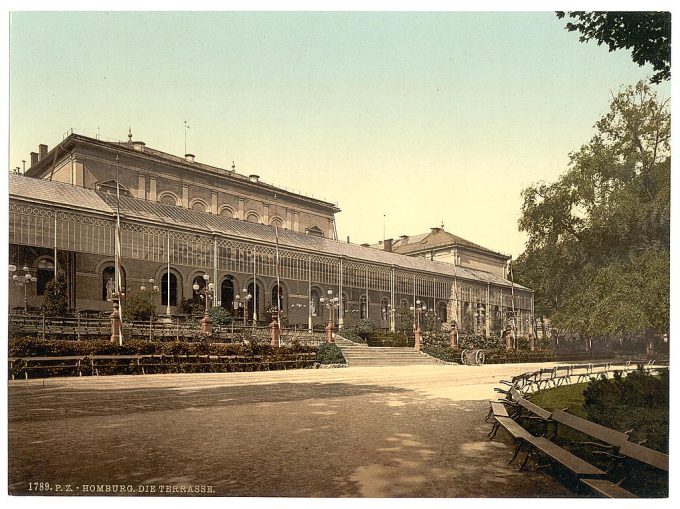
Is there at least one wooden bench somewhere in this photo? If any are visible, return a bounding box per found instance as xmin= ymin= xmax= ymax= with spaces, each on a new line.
xmin=16 ymin=356 xmax=88 ymax=378
xmin=521 ymin=436 xmax=607 ymax=477
xmin=579 ymin=478 xmax=637 ymax=498
xmin=91 ymin=355 xmax=144 ymax=376
xmin=509 ymin=387 xmax=553 ymax=435
xmin=551 ymin=409 xmax=629 ymax=449
xmin=617 ymin=440 xmax=668 ymax=472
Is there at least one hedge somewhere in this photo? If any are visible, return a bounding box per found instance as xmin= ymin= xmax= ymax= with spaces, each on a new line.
xmin=315 ymin=342 xmax=346 ymax=364
xmin=9 ymin=337 xmax=315 ymax=358
xmin=366 ymin=331 xmax=412 ymax=347
xmin=423 ymin=344 xmax=556 ymax=364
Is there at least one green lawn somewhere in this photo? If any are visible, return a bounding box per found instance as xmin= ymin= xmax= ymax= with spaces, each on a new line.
xmin=528 ymin=383 xmax=588 ymax=417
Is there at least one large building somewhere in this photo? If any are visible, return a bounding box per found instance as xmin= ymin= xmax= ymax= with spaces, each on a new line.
xmin=9 ymin=131 xmax=534 ymax=336
xmin=374 ymin=226 xmax=511 ymax=278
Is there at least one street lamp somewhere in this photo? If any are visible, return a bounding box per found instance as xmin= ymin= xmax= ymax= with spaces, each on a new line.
xmin=192 ymin=273 xmax=215 ymax=334
xmin=409 ymin=299 xmax=427 ymax=351
xmin=239 ymin=289 xmax=252 ymax=326
xmin=9 ymin=265 xmax=37 ymax=314
xmin=320 ymin=289 xmax=339 ymax=343
xmin=140 ymin=277 xmax=159 ymax=293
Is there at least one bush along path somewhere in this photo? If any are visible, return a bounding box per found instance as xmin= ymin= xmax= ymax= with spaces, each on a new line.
xmin=8 ymin=338 xmax=340 ymax=379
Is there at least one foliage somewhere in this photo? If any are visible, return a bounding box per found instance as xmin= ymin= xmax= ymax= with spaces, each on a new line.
xmin=42 ymin=273 xmax=68 ymax=316
xmin=355 ymin=319 xmax=376 ymax=340
xmin=180 ymin=298 xmax=202 ymax=317
xmin=315 ymin=342 xmax=346 ymax=364
xmin=395 ymin=304 xmax=414 ymax=332
xmin=366 ymin=332 xmax=411 ymax=347
xmin=9 ymin=337 xmax=316 ymax=357
xmin=583 ymin=368 xmax=668 ymax=452
xmin=338 ymin=327 xmax=365 ymax=343
xmin=458 ymin=333 xmax=504 ymax=350
xmin=124 ymin=289 xmax=157 ymax=322
xmin=422 ymin=344 xmax=555 ymax=364
xmin=207 ymin=306 xmax=232 ymax=325
xmin=556 ymin=12 xmax=670 ymax=84
xmin=515 ymin=82 xmax=669 ymax=337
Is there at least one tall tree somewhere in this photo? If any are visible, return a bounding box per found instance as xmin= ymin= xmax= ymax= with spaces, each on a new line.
xmin=515 ymin=82 xmax=669 ymax=337
xmin=556 ymin=11 xmax=671 ymax=84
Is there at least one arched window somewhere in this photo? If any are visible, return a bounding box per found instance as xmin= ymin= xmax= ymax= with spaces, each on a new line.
xmin=102 ymin=265 xmax=126 ymax=301
xmin=381 ymin=299 xmax=389 ymax=322
xmin=246 ymin=212 xmax=260 ymax=223
xmin=160 ymin=193 xmax=178 ymax=206
xmin=191 ymin=201 xmax=207 ymax=212
xmin=360 ymin=295 xmax=367 ymax=319
xmin=310 ymin=289 xmax=320 ymax=317
xmin=271 ymin=284 xmax=284 ymax=311
xmin=219 ymin=207 xmax=234 ymax=218
xmin=270 ymin=217 xmax=284 ymax=229
xmin=36 ymin=258 xmax=55 ymax=296
xmin=247 ymin=282 xmax=259 ymax=320
xmin=161 ymin=272 xmax=178 ymax=306
xmin=437 ymin=302 xmax=447 ymax=323
xmin=221 ymin=277 xmax=234 ymax=311
xmin=192 ymin=275 xmax=206 ymax=304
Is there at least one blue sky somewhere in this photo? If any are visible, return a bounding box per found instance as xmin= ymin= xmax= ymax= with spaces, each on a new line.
xmin=8 ymin=10 xmax=671 ymax=256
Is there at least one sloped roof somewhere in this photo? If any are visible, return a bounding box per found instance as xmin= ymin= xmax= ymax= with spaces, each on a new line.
xmin=9 ymin=175 xmax=528 ymax=290
xmin=392 ymin=227 xmax=509 ymax=259
xmin=8 ymin=173 xmax=112 ymax=213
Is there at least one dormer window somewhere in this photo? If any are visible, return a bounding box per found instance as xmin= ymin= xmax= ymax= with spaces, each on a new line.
xmin=305 ymin=226 xmax=324 ymax=237
xmin=96 ymin=179 xmax=132 ymax=197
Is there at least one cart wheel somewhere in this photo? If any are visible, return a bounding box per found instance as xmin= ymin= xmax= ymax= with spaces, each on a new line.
xmin=476 ymin=350 xmax=485 ymax=365
xmin=461 ymin=349 xmax=468 ymax=365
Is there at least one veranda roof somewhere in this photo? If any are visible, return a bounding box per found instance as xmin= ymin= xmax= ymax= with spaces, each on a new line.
xmin=8 ymin=174 xmax=529 ymax=291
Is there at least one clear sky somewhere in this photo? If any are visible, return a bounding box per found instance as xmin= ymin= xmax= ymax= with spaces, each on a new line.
xmin=8 ymin=10 xmax=671 ymax=257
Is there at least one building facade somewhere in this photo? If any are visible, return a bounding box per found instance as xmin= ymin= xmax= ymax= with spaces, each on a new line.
xmin=375 ymin=227 xmax=511 ymax=278
xmin=9 ymin=132 xmax=534 ymax=336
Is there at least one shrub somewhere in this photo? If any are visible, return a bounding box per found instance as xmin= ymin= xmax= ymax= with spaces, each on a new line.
xmin=315 ymin=342 xmax=346 ymax=364
xmin=42 ymin=273 xmax=68 ymax=316
xmin=207 ymin=306 xmax=232 ymax=325
xmin=338 ymin=327 xmax=364 ymax=343
xmin=124 ymin=289 xmax=157 ymax=321
xmin=583 ymin=368 xmax=668 ymax=452
xmin=367 ymin=331 xmax=411 ymax=347
xmin=355 ymin=319 xmax=376 ymax=340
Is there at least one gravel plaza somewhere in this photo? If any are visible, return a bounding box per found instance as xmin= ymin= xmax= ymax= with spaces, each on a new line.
xmin=8 ymin=362 xmax=574 ymax=497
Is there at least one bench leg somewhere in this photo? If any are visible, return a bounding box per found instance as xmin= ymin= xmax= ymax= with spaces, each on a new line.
xmin=488 ymin=421 xmax=500 ymax=440
xmin=484 ymin=407 xmax=493 ymax=422
xmin=509 ymin=442 xmax=524 ymax=465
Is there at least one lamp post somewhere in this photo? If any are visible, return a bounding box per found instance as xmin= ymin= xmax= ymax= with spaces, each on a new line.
xmin=9 ymin=265 xmax=37 ymax=314
xmin=410 ymin=299 xmax=427 ymax=351
xmin=192 ymin=273 xmax=215 ymax=335
xmin=239 ymin=289 xmax=252 ymax=326
xmin=320 ymin=289 xmax=339 ymax=343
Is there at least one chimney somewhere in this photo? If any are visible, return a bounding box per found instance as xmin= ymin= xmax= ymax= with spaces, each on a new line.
xmin=384 ymin=238 xmax=393 ymax=252
xmin=132 ymin=141 xmax=146 ymax=152
xmin=249 ymin=174 xmax=260 ymax=183
xmin=30 ymin=152 xmax=39 ymax=166
xmin=185 ymin=153 xmax=195 ymax=163
xmin=430 ymin=227 xmax=441 ymax=234
xmin=38 ymin=144 xmax=48 ymax=160
xmin=347 ymin=236 xmax=350 ymax=243
xmin=400 ymin=235 xmax=409 ymax=245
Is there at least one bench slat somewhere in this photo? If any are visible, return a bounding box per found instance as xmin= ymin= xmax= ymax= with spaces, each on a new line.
xmin=527 ymin=437 xmax=606 ymax=477
xmin=491 ymin=402 xmax=509 ymax=418
xmin=494 ymin=417 xmax=534 ymax=441
xmin=551 ymin=409 xmax=628 ymax=447
xmin=580 ymin=478 xmax=637 ymax=498
xmin=617 ymin=441 xmax=668 ymax=472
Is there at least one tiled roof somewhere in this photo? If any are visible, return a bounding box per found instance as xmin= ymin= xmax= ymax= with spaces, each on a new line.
xmin=9 ymin=175 xmax=528 ymax=290
xmin=392 ymin=228 xmax=509 ymax=258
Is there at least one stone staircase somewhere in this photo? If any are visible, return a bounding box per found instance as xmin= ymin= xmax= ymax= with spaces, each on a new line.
xmin=333 ymin=336 xmax=441 ymax=367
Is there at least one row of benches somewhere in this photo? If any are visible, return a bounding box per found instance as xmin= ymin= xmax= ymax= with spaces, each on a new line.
xmin=505 ymin=360 xmax=659 ymax=394
xmin=487 ymin=362 xmax=668 ymax=498
xmin=8 ymin=353 xmax=318 ymax=379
